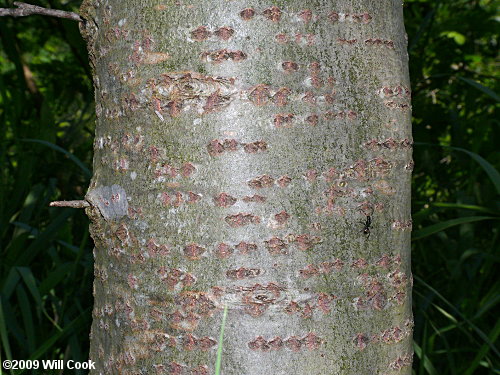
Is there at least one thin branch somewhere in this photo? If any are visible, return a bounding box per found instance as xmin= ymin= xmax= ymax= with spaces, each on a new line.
xmin=50 ymin=200 xmax=90 ymax=208
xmin=0 ymin=2 xmax=82 ymax=22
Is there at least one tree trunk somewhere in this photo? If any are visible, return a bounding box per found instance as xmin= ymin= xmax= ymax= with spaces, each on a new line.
xmin=80 ymin=0 xmax=413 ymax=374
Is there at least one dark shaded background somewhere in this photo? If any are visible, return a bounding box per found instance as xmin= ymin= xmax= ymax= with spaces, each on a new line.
xmin=0 ymin=0 xmax=498 ymax=373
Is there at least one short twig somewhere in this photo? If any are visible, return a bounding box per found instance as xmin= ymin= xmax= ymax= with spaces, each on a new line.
xmin=0 ymin=2 xmax=82 ymax=22
xmin=50 ymin=200 xmax=90 ymax=208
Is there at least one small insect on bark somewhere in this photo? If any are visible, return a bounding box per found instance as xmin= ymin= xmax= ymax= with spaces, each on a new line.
xmin=361 ymin=215 xmax=372 ymax=239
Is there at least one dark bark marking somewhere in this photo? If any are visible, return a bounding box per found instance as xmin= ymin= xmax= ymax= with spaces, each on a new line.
xmin=323 ymin=93 xmax=335 ymax=104
xmin=242 ymin=195 xmax=267 ymax=203
xmin=379 ymin=326 xmax=405 ymax=344
xmin=351 ymin=258 xmax=368 ymax=269
xmin=181 ymin=163 xmax=196 ymax=177
xmin=173 ymin=192 xmax=184 ymax=207
xmin=323 ymin=110 xmax=357 ymax=120
xmin=149 ymin=146 xmax=160 ymax=163
xmin=147 ymin=239 xmax=169 ymax=257
xmin=203 ymin=89 xmax=222 ymax=113
xmin=214 ymin=193 xmax=237 ymax=207
xmin=353 ymin=333 xmax=370 ymax=350
xmin=384 ymin=101 xmax=410 ymax=109
xmin=184 ymin=243 xmax=206 ymax=260
xmin=225 ymin=213 xmax=261 ymax=227
xmin=215 ymin=242 xmax=234 ymax=258
xmin=187 ymin=192 xmax=201 ymax=204
xmin=301 ymin=303 xmax=314 ymax=319
xmin=243 ymin=140 xmax=267 ymax=153
xmin=191 ymin=26 xmax=211 ymax=41
xmin=276 ymin=175 xmax=291 ymax=187
xmin=365 ymin=38 xmax=395 ymax=48
xmin=127 ymin=274 xmax=138 ymax=289
xmin=239 ymin=8 xmax=255 ymax=20
xmin=392 ymin=220 xmax=412 ymax=230
xmin=274 ymin=113 xmax=294 ymax=128
xmin=378 ymin=85 xmax=411 ymax=98
xmin=182 ymin=335 xmax=217 ymax=351
xmin=248 ymin=332 xmax=322 ymax=352
xmin=275 ymin=33 xmax=288 ymax=44
xmin=298 ymin=9 xmax=313 ymax=23
xmin=226 ymin=267 xmax=262 ymax=279
xmin=389 ymin=354 xmax=412 ymax=370
xmin=248 ymin=175 xmax=274 ymax=189
xmin=264 ymin=237 xmax=288 ymax=255
xmin=272 ymin=87 xmax=291 ymax=106
xmin=302 ymin=91 xmax=316 ymax=104
xmin=191 ymin=365 xmax=209 ymax=375
xmin=202 ymin=49 xmax=247 ymax=63
xmin=282 ymin=61 xmax=299 ymax=72
xmin=304 ymin=169 xmax=318 ymax=181
xmin=245 ymin=304 xmax=268 ymax=317
xmin=306 ymin=114 xmax=319 ymax=126
xmin=317 ymin=293 xmax=336 ymax=314
xmin=337 ymin=38 xmax=357 ymax=45
xmin=248 ymin=84 xmax=271 ymax=106
xmin=166 ymin=100 xmax=182 ymax=117
xmin=299 ymin=260 xmax=343 ymax=279
xmin=328 ymin=12 xmax=372 ymax=23
xmin=274 ymin=210 xmax=290 ymax=224
xmin=364 ymin=138 xmax=413 ymax=150
xmin=393 ymin=291 xmax=407 ymax=305
xmin=235 ymin=241 xmax=258 ymax=254
xmin=269 ymin=337 xmax=284 ymax=350
xmin=328 ymin=12 xmax=339 ymax=22
xmin=167 ymin=362 xmax=184 ymax=375
xmin=248 ymin=336 xmax=269 ymax=351
xmin=207 ymin=139 xmax=239 ymax=156
xmin=214 ymin=26 xmax=234 ymax=40
xmin=285 ymin=301 xmax=300 ymax=314
xmin=405 ymin=160 xmax=415 ymax=171
xmin=375 ymin=254 xmax=391 ymax=268
xmin=263 ymin=6 xmax=281 ymax=22
xmin=293 ymin=234 xmax=321 ymax=250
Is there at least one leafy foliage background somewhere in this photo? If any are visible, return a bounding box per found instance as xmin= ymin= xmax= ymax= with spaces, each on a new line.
xmin=0 ymin=0 xmax=498 ymax=373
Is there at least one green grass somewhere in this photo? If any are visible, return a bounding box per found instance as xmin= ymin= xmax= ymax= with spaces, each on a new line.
xmin=215 ymin=305 xmax=229 ymax=375
xmin=406 ymin=0 xmax=499 ymax=372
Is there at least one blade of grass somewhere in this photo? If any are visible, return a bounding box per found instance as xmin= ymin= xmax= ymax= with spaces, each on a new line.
xmin=474 ymin=284 xmax=500 ymax=319
xmin=427 ymin=314 xmax=457 ymax=374
xmin=16 ymin=268 xmax=42 ymax=307
xmin=458 ymin=77 xmax=500 ymax=102
xmin=408 ymin=7 xmax=436 ymax=52
xmin=20 ymin=139 xmax=91 ymax=179
xmin=11 ymin=222 xmax=80 ymax=254
xmin=412 ymin=216 xmax=498 ymax=241
xmin=1 ymin=269 xmax=21 ymax=299
xmin=0 ymin=297 xmax=25 ymax=350
xmin=15 ymin=285 xmax=35 ymax=353
xmin=17 ymin=267 xmax=62 ymax=331
xmin=0 ymin=298 xmax=13 ymax=361
xmin=14 ymin=310 xmax=90 ymax=375
xmin=415 ymin=276 xmax=500 ymax=357
xmin=414 ymin=340 xmax=439 ymax=375
xmin=10 ymin=209 xmax=75 ymax=267
xmin=433 ymin=304 xmax=458 ymax=324
xmin=415 ymin=202 xmax=499 ymax=215
xmin=39 ymin=264 xmax=72 ymax=296
xmin=415 ymin=142 xmax=500 ymax=194
xmin=464 ymin=318 xmax=500 ymax=375
xmin=215 ymin=305 xmax=228 ymax=375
